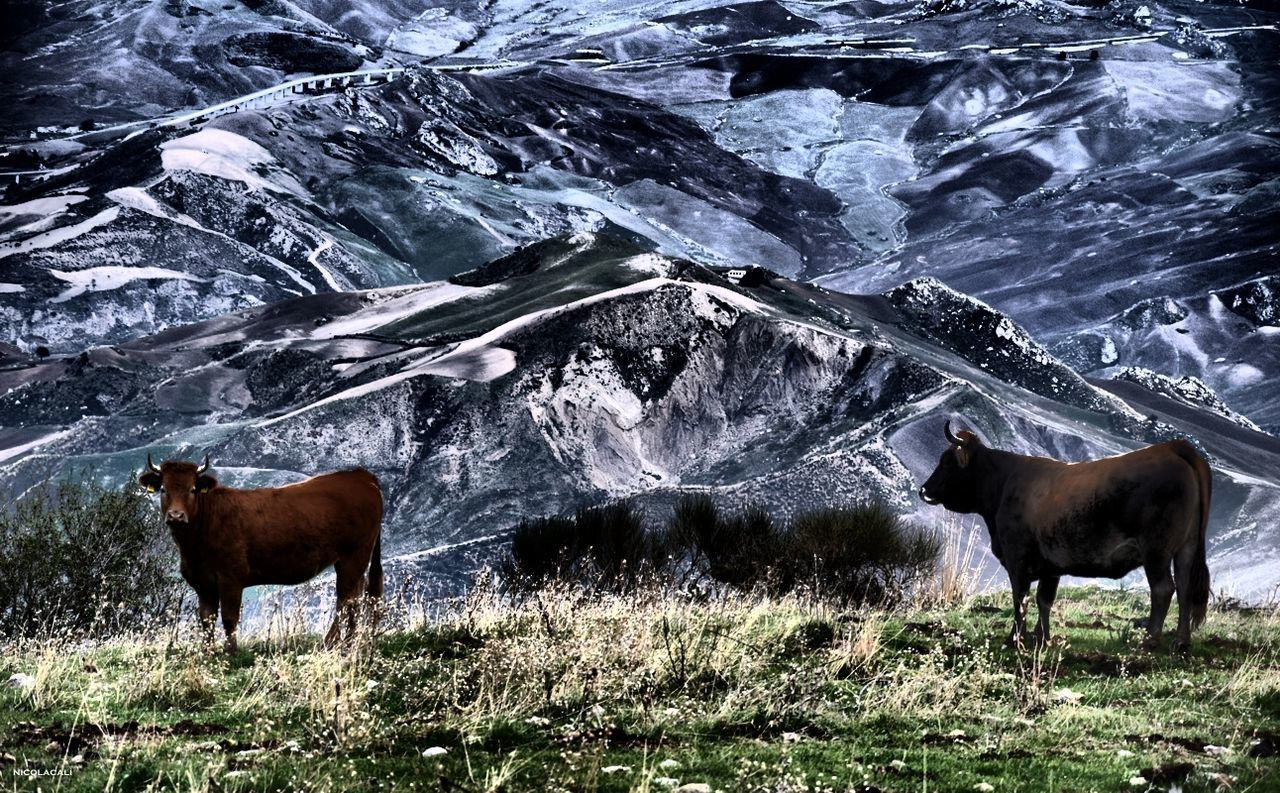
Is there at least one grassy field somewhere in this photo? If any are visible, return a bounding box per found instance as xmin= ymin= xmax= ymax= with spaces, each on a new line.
xmin=2 ymin=579 xmax=1278 ymax=793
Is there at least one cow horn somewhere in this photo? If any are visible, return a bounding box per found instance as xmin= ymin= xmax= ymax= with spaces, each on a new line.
xmin=196 ymin=453 xmax=211 ymax=474
xmin=944 ymin=421 xmax=968 ymax=446
xmin=147 ymin=453 xmax=161 ymax=474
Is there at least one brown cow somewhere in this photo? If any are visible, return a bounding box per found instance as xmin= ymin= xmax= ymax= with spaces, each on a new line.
xmin=919 ymin=423 xmax=1211 ymax=650
xmin=139 ymin=454 xmax=384 ymax=653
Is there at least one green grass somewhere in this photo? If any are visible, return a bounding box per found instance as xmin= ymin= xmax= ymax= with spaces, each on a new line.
xmin=2 ymin=583 xmax=1278 ymax=792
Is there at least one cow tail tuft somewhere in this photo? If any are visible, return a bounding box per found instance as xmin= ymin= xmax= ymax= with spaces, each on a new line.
xmin=1179 ymin=443 xmax=1212 ymax=628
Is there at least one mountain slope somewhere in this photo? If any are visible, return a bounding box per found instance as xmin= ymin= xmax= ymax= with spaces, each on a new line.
xmin=2 ymin=234 xmax=1277 ymax=597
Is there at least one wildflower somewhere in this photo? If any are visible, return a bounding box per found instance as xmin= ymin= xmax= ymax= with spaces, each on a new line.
xmin=890 ymin=760 xmax=907 ymax=771
xmin=975 ymin=784 xmax=995 ymax=792
xmin=1205 ymin=745 xmax=1232 ymax=757
xmin=659 ymin=759 xmax=681 ymax=770
xmin=1052 ymin=687 xmax=1083 ymax=704
xmin=601 ymin=765 xmax=631 ymax=775
xmin=653 ymin=778 xmax=680 ymax=789
xmin=6 ymin=673 xmax=35 ymax=694
xmin=1117 ymin=749 xmax=1135 ymax=758
xmin=1128 ymin=776 xmax=1149 ymax=787
xmin=526 ymin=716 xmax=551 ymax=727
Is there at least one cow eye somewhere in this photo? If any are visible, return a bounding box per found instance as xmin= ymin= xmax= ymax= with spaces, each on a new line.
xmin=190 ymin=487 xmax=197 ymax=494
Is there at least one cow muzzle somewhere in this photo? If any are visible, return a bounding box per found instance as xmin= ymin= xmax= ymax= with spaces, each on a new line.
xmin=165 ymin=510 xmax=189 ymax=526
xmin=918 ymin=487 xmax=941 ymax=506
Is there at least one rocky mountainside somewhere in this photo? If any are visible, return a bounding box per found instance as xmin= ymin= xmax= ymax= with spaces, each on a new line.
xmin=2 ymin=234 xmax=1278 ymax=597
xmin=2 ymin=0 xmax=1277 ymax=597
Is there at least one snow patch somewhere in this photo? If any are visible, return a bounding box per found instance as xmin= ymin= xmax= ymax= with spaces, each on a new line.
xmin=1100 ymin=336 xmax=1118 ymax=365
xmin=622 ymin=253 xmax=672 ymax=276
xmin=306 ymin=238 xmax=343 ymax=291
xmin=106 ymin=187 xmax=207 ymax=230
xmin=0 ymin=283 xmax=24 ymax=294
xmin=49 ymin=266 xmax=207 ymax=303
xmin=0 ymin=429 xmax=73 ymax=464
xmin=312 ymin=283 xmax=483 ymax=340
xmin=0 ymin=195 xmax=87 ymax=218
xmin=160 ymin=129 xmax=281 ymax=193
xmin=0 ymin=207 xmax=120 ymax=260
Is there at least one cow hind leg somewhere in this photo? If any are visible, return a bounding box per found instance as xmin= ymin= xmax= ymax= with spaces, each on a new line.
xmin=1172 ymin=542 xmax=1199 ymax=651
xmin=1005 ymin=573 xmax=1031 ymax=649
xmin=1033 ymin=576 xmax=1060 ymax=646
xmin=325 ymin=559 xmax=366 ymax=649
xmin=220 ymin=586 xmax=243 ymax=655
xmin=1143 ymin=559 xmax=1175 ymax=649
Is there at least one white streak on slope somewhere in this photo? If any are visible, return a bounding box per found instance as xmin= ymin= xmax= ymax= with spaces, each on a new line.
xmin=262 ymin=278 xmax=766 ymax=426
xmin=306 ymin=237 xmax=342 ymax=291
xmin=0 ymin=207 xmax=120 ymax=260
xmin=49 ymin=266 xmax=207 ymax=303
xmin=0 ymin=429 xmax=73 ymax=464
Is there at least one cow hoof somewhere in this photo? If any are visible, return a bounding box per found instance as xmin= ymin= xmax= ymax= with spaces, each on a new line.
xmin=1171 ymin=641 xmax=1190 ymax=656
xmin=1140 ymin=636 xmax=1161 ymax=651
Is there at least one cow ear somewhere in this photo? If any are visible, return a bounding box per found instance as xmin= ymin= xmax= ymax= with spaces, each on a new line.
xmin=139 ymin=471 xmax=161 ymax=493
xmin=954 ymin=446 xmax=971 ymax=468
xmin=196 ymin=474 xmax=218 ymax=494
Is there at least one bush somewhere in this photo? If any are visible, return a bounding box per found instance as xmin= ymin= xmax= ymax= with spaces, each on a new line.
xmin=501 ymin=501 xmax=670 ymax=593
xmin=671 ymin=495 xmax=938 ymax=605
xmin=0 ymin=477 xmax=183 ymax=639
xmin=786 ymin=502 xmax=940 ymax=606
xmin=670 ymin=494 xmax=783 ymax=591
xmin=504 ymin=494 xmax=940 ymax=607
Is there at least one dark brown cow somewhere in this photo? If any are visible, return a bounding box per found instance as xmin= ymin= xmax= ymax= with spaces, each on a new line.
xmin=919 ymin=423 xmax=1211 ymax=650
xmin=139 ymin=454 xmax=384 ymax=653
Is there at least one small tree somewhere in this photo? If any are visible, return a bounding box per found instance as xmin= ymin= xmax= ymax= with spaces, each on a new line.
xmin=0 ymin=477 xmax=183 ymax=639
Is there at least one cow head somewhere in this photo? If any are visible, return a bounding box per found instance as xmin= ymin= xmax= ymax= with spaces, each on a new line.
xmin=918 ymin=422 xmax=985 ymax=512
xmin=138 ymin=454 xmax=218 ymax=528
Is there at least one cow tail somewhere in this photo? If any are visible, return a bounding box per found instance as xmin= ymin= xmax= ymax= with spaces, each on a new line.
xmin=367 ymin=529 xmax=384 ymax=599
xmin=366 ymin=471 xmax=385 ymax=600
xmin=1177 ymin=442 xmax=1212 ymax=628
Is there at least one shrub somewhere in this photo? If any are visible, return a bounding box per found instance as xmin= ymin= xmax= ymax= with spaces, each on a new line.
xmin=672 ymin=495 xmax=784 ymax=591
xmin=785 ymin=502 xmax=940 ymax=606
xmin=0 ymin=477 xmax=183 ymax=639
xmin=506 ymin=493 xmax=940 ymax=607
xmin=501 ymin=500 xmax=670 ymax=593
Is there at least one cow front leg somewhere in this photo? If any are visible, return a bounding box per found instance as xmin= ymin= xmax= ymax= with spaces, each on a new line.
xmin=219 ymin=586 xmax=243 ymax=655
xmin=1033 ymin=576 xmax=1060 ymax=646
xmin=197 ymin=593 xmax=218 ymax=646
xmin=1005 ymin=573 xmax=1030 ymax=649
xmin=1143 ymin=559 xmax=1175 ymax=650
